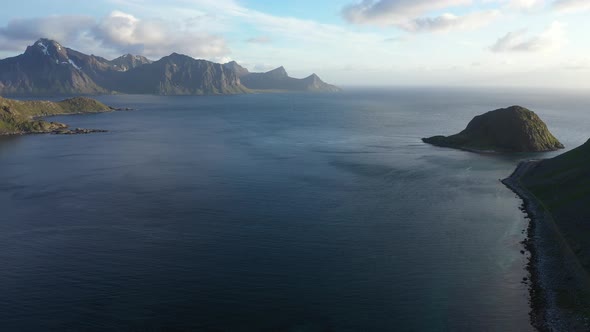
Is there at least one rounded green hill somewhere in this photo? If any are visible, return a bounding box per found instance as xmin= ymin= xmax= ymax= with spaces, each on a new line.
xmin=422 ymin=106 xmax=564 ymax=152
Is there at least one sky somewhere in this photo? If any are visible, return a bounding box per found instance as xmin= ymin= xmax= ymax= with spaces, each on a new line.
xmin=0 ymin=0 xmax=588 ymax=88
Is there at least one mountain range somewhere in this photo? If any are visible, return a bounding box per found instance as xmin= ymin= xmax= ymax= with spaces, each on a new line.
xmin=0 ymin=39 xmax=340 ymax=96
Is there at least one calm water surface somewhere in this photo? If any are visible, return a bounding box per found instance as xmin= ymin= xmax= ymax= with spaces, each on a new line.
xmin=1 ymin=88 xmax=589 ymax=331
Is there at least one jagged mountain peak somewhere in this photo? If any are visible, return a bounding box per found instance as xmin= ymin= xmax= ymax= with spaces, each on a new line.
xmin=167 ymin=52 xmax=190 ymax=59
xmin=27 ymin=38 xmax=66 ymax=57
xmin=23 ymin=38 xmax=85 ymax=71
xmin=223 ymin=61 xmax=250 ymax=77
xmin=120 ymin=53 xmax=149 ymax=62
xmin=0 ymin=38 xmax=340 ymax=96
xmin=305 ymin=73 xmax=320 ymax=80
xmin=35 ymin=38 xmax=62 ymax=48
xmin=158 ymin=53 xmax=201 ymax=65
xmin=110 ymin=53 xmax=152 ymax=71
xmin=267 ymin=66 xmax=288 ymax=77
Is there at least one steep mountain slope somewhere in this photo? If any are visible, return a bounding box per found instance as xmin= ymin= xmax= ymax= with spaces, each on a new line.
xmin=0 ymin=38 xmax=340 ymax=96
xmin=108 ymin=53 xmax=250 ymax=95
xmin=521 ymin=139 xmax=590 ymax=265
xmin=0 ymin=39 xmax=107 ymax=95
xmin=423 ymin=106 xmax=563 ymax=152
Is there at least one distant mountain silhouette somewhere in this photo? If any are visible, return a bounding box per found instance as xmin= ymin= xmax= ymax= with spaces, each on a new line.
xmin=238 ymin=66 xmax=341 ymax=92
xmin=0 ymin=38 xmax=340 ymax=96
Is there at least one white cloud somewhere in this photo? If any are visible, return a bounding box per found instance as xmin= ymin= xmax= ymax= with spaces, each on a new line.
xmin=506 ymin=0 xmax=546 ymax=10
xmin=485 ymin=0 xmax=590 ymax=13
xmin=399 ymin=10 xmax=500 ymax=33
xmin=93 ymin=11 xmax=229 ymax=59
xmin=0 ymin=11 xmax=230 ymax=60
xmin=0 ymin=15 xmax=95 ymax=52
xmin=563 ymin=58 xmax=590 ymax=70
xmin=553 ymin=0 xmax=590 ymax=13
xmin=490 ymin=21 xmax=566 ymax=52
xmin=342 ymin=0 xmax=470 ymax=24
xmin=341 ymin=0 xmax=499 ymax=32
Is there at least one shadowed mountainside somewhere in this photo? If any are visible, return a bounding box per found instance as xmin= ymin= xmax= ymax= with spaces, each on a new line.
xmin=521 ymin=139 xmax=590 ymax=267
xmin=502 ymin=139 xmax=590 ymax=330
xmin=0 ymin=39 xmax=340 ymax=96
xmin=107 ymin=53 xmax=249 ymax=95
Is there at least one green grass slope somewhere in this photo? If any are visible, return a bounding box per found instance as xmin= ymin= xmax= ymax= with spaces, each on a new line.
xmin=522 ymin=139 xmax=590 ymax=268
xmin=517 ymin=139 xmax=590 ymax=323
xmin=423 ymin=106 xmax=564 ymax=152
xmin=0 ymin=96 xmax=110 ymax=135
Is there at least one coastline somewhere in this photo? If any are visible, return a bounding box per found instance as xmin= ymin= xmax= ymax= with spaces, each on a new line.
xmin=502 ymin=161 xmax=590 ymax=331
xmin=0 ymin=128 xmax=108 ymax=136
xmin=0 ymin=99 xmax=124 ymax=136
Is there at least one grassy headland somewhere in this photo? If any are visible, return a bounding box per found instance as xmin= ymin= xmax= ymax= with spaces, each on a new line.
xmin=0 ymin=96 xmax=111 ymax=135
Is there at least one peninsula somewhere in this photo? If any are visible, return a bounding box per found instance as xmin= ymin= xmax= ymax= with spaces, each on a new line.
xmin=423 ymin=106 xmax=564 ymax=153
xmin=0 ymin=96 xmax=112 ymax=135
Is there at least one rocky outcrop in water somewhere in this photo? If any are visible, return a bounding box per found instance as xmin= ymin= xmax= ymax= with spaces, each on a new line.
xmin=423 ymin=106 xmax=563 ymax=152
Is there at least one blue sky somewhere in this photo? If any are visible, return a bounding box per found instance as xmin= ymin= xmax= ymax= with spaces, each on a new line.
xmin=0 ymin=0 xmax=589 ymax=88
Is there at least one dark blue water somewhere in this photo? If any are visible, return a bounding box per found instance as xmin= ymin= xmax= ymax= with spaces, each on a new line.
xmin=1 ymin=88 xmax=589 ymax=331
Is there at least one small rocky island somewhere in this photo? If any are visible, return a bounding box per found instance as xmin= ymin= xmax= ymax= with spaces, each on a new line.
xmin=423 ymin=106 xmax=564 ymax=152
xmin=0 ymin=96 xmax=112 ymax=135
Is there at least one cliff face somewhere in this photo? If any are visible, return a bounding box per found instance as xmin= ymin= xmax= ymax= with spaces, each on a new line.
xmin=107 ymin=53 xmax=250 ymax=95
xmin=423 ymin=106 xmax=564 ymax=152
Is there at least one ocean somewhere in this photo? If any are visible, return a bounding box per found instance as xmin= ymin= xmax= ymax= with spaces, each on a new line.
xmin=1 ymin=87 xmax=589 ymax=331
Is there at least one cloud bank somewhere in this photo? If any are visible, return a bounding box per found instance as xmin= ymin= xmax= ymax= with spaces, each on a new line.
xmin=552 ymin=0 xmax=590 ymax=13
xmin=342 ymin=0 xmax=500 ymax=32
xmin=490 ymin=21 xmax=565 ymax=52
xmin=0 ymin=11 xmax=229 ymax=60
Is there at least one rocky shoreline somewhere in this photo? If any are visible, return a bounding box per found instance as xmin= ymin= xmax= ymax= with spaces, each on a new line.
xmin=0 ymin=127 xmax=108 ymax=136
xmin=502 ymin=161 xmax=590 ymax=331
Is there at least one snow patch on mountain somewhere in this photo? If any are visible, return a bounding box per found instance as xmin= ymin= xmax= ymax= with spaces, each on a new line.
xmin=37 ymin=41 xmax=49 ymax=56
xmin=68 ymin=59 xmax=82 ymax=70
